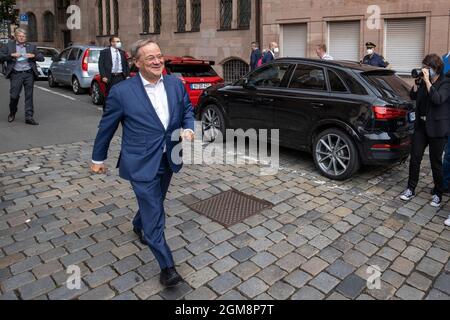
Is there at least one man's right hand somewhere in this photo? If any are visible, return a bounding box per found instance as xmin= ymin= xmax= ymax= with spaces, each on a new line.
xmin=102 ymin=77 xmax=108 ymax=83
xmin=91 ymin=163 xmax=107 ymax=174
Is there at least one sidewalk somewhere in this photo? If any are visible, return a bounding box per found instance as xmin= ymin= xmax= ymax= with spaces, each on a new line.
xmin=0 ymin=138 xmax=449 ymax=300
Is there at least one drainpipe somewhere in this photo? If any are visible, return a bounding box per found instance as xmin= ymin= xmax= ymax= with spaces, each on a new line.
xmin=255 ymin=0 xmax=261 ymax=46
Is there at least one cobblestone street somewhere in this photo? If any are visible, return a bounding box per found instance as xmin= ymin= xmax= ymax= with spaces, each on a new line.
xmin=0 ymin=138 xmax=449 ymax=300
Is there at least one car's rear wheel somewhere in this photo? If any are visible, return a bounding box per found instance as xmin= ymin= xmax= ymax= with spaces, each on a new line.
xmin=91 ymin=81 xmax=104 ymax=105
xmin=313 ymin=128 xmax=360 ymax=181
xmin=48 ymin=72 xmax=58 ymax=87
xmin=72 ymin=77 xmax=85 ymax=95
xmin=201 ymin=104 xmax=226 ymax=142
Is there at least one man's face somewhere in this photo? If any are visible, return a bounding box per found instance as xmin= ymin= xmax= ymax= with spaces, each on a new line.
xmin=316 ymin=48 xmax=323 ymax=58
xmin=111 ymin=38 xmax=121 ymax=48
xmin=251 ymin=43 xmax=257 ymax=51
xmin=135 ymin=43 xmax=164 ymax=80
xmin=15 ymin=32 xmax=26 ymax=44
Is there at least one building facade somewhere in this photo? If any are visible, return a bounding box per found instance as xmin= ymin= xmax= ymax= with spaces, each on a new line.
xmin=13 ymin=0 xmax=450 ymax=78
xmin=263 ymin=0 xmax=450 ymax=75
xmin=14 ymin=0 xmax=260 ymax=81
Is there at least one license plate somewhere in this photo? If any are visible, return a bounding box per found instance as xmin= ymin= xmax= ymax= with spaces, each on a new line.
xmin=191 ymin=83 xmax=211 ymax=90
xmin=409 ymin=112 xmax=416 ymax=123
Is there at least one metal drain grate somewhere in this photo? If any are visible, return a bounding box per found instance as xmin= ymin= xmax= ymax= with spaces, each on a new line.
xmin=188 ymin=189 xmax=273 ymax=227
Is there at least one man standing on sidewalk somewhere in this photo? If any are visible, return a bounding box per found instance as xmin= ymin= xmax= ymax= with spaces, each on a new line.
xmin=98 ymin=36 xmax=130 ymax=111
xmin=0 ymin=28 xmax=44 ymax=125
xmin=91 ymin=40 xmax=195 ymax=287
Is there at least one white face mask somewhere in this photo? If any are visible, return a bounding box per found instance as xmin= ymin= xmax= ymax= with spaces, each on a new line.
xmin=114 ymin=42 xmax=122 ymax=49
xmin=273 ymin=47 xmax=279 ymax=54
xmin=367 ymin=49 xmax=374 ymax=55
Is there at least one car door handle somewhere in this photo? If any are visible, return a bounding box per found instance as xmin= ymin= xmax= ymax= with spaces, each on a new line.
xmin=256 ymin=97 xmax=275 ymax=103
xmin=311 ymin=103 xmax=325 ymax=108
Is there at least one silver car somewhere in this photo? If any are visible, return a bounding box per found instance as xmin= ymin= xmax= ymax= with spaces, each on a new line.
xmin=48 ymin=45 xmax=105 ymax=94
xmin=36 ymin=47 xmax=59 ymax=79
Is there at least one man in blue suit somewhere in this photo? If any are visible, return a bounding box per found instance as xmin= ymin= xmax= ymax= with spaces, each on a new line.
xmin=91 ymin=40 xmax=195 ymax=287
xmin=262 ymin=42 xmax=279 ymax=65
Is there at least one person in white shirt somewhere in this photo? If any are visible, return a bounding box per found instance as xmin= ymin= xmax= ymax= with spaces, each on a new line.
xmin=91 ymin=40 xmax=195 ymax=287
xmin=316 ymin=44 xmax=334 ymax=61
xmin=98 ymin=37 xmax=130 ymax=111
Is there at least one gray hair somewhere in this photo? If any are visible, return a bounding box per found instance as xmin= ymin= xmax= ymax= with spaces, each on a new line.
xmin=15 ymin=28 xmax=27 ymax=36
xmin=130 ymin=39 xmax=160 ymax=59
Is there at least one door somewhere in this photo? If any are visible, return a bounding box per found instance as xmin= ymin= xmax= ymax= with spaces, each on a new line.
xmin=63 ymin=47 xmax=82 ymax=83
xmin=275 ymin=63 xmax=330 ymax=148
xmin=52 ymin=48 xmax=71 ymax=83
xmin=226 ymin=63 xmax=292 ymax=132
xmin=63 ymin=30 xmax=71 ymax=48
xmin=282 ymin=24 xmax=307 ymax=58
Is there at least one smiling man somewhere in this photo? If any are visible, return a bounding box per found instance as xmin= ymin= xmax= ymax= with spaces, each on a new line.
xmin=90 ymin=40 xmax=195 ymax=287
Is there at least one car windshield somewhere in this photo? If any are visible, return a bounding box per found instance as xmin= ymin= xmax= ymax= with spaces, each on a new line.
xmin=38 ymin=48 xmax=58 ymax=57
xmin=88 ymin=50 xmax=101 ymax=63
xmin=363 ymin=72 xmax=411 ymax=100
xmin=165 ymin=64 xmax=218 ymax=77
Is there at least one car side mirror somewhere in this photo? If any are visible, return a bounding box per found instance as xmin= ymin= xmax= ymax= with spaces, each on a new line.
xmin=243 ymin=78 xmax=257 ymax=91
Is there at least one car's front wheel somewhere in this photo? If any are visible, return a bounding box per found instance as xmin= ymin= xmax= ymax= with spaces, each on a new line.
xmin=91 ymin=81 xmax=104 ymax=105
xmin=201 ymin=104 xmax=226 ymax=142
xmin=313 ymin=128 xmax=360 ymax=181
xmin=48 ymin=72 xmax=58 ymax=87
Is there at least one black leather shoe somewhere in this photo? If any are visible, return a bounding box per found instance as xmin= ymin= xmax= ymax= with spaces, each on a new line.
xmin=160 ymin=267 xmax=183 ymax=287
xmin=25 ymin=118 xmax=39 ymax=126
xmin=8 ymin=113 xmax=15 ymax=123
xmin=133 ymin=227 xmax=148 ymax=246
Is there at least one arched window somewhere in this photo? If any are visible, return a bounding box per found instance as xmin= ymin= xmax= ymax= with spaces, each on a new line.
xmin=27 ymin=12 xmax=38 ymax=42
xmin=222 ymin=58 xmax=249 ymax=83
xmin=43 ymin=11 xmax=55 ymax=42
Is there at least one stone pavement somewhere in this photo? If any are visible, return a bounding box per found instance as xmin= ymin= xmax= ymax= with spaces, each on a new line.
xmin=0 ymin=138 xmax=449 ymax=300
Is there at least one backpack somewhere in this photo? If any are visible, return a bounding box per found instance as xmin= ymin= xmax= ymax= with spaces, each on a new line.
xmin=443 ymin=52 xmax=450 ymax=75
xmin=256 ymin=57 xmax=263 ymax=67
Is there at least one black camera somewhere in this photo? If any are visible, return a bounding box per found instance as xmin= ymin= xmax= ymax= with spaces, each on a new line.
xmin=411 ymin=68 xmax=424 ymax=78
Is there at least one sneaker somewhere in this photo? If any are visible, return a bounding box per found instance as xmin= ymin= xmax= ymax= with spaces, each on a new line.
xmin=430 ymin=195 xmax=442 ymax=208
xmin=445 ymin=216 xmax=450 ymax=227
xmin=400 ymin=189 xmax=415 ymax=201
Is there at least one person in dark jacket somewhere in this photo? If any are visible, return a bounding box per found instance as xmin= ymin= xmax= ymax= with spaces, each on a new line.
xmin=98 ymin=36 xmax=130 ymax=111
xmin=400 ymin=54 xmax=450 ymax=211
xmin=250 ymin=42 xmax=262 ymax=71
xmin=442 ymin=70 xmax=450 ymax=226
xmin=262 ymin=42 xmax=279 ymax=65
xmin=362 ymin=42 xmax=388 ymax=68
xmin=0 ymin=28 xmax=44 ymax=125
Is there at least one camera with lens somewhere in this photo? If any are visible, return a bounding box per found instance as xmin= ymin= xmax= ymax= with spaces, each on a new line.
xmin=411 ymin=68 xmax=424 ymax=79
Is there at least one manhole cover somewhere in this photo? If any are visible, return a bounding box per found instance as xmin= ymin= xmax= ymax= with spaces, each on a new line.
xmin=188 ymin=189 xmax=273 ymax=227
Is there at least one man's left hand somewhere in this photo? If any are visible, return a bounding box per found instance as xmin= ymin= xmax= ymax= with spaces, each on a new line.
xmin=182 ymin=130 xmax=195 ymax=142
xmin=422 ymin=68 xmax=430 ymax=81
xmin=26 ymin=53 xmax=35 ymax=59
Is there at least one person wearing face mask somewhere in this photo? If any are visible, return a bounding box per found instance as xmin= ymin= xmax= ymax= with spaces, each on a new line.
xmin=400 ymin=54 xmax=450 ymax=217
xmin=250 ymin=41 xmax=262 ymax=71
xmin=362 ymin=42 xmax=388 ymax=68
xmin=262 ymin=42 xmax=279 ymax=65
xmin=98 ymin=37 xmax=130 ymax=111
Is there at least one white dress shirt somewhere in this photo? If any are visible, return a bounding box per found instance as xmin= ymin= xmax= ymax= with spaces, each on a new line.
xmin=110 ymin=47 xmax=123 ymax=73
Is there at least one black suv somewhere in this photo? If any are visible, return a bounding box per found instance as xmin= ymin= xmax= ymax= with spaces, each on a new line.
xmin=198 ymin=58 xmax=415 ymax=180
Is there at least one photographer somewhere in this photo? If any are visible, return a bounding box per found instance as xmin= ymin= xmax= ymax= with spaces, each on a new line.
xmin=400 ymin=54 xmax=450 ymax=216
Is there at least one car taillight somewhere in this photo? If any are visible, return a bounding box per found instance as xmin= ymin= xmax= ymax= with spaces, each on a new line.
xmin=373 ymin=106 xmax=408 ymax=120
xmin=82 ymin=49 xmax=90 ymax=72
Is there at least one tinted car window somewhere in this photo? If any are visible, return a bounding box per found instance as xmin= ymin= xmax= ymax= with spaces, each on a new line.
xmin=340 ymin=70 xmax=367 ymax=95
xmin=68 ymin=48 xmax=81 ymax=61
xmin=165 ymin=64 xmax=218 ymax=77
xmin=289 ymin=64 xmax=327 ymax=91
xmin=328 ymin=69 xmax=348 ymax=92
xmin=247 ymin=63 xmax=291 ymax=88
xmin=88 ymin=50 xmax=101 ymax=63
xmin=363 ymin=72 xmax=411 ymax=100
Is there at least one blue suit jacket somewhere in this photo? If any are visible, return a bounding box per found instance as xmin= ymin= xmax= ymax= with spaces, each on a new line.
xmin=262 ymin=51 xmax=275 ymax=64
xmin=92 ymin=74 xmax=195 ymax=182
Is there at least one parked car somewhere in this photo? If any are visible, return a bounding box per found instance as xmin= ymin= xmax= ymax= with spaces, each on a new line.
xmin=36 ymin=47 xmax=59 ymax=79
xmin=48 ymin=45 xmax=105 ymax=94
xmin=197 ymin=58 xmax=415 ymax=180
xmin=90 ymin=56 xmax=223 ymax=106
